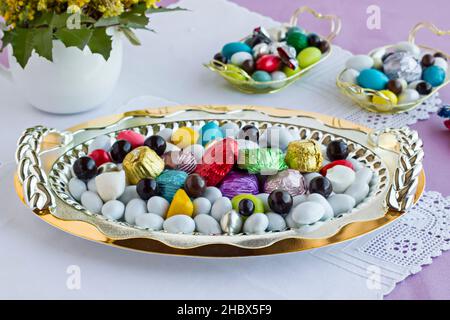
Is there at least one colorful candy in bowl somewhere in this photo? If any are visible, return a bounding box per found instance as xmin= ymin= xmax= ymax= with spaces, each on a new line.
xmin=337 ymin=22 xmax=450 ymax=113
xmin=205 ymin=6 xmax=341 ymax=94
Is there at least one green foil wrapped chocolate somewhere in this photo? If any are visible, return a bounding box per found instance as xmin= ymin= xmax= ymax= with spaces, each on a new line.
xmin=238 ymin=148 xmax=287 ymax=175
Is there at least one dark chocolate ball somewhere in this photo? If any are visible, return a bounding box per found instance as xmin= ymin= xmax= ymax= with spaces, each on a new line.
xmin=136 ymin=178 xmax=159 ymax=200
xmin=387 ymin=79 xmax=403 ymax=95
xmin=144 ymin=135 xmax=166 ymax=156
xmin=318 ymin=40 xmax=330 ymax=53
xmin=434 ymin=52 xmax=448 ymax=61
xmin=238 ymin=199 xmax=255 ymax=217
xmin=241 ymin=59 xmax=255 ymax=75
xmin=213 ymin=52 xmax=227 ymax=65
xmin=309 ymin=176 xmax=333 ymax=198
xmin=237 ymin=124 xmax=259 ymax=143
xmin=268 ymin=190 xmax=293 ymax=215
xmin=421 ymin=54 xmax=435 ymax=67
xmin=184 ymin=173 xmax=206 ymax=198
xmin=326 ymin=140 xmax=349 ymax=161
xmin=307 ymin=33 xmax=322 ymax=48
xmin=416 ymin=81 xmax=433 ymax=95
xmin=73 ymin=156 xmax=97 ymax=181
xmin=110 ymin=140 xmax=132 ymax=163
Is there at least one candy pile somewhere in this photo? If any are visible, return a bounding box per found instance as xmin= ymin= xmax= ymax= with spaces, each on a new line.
xmin=342 ymin=41 xmax=448 ymax=109
xmin=68 ymin=122 xmax=378 ymax=235
xmin=212 ymin=25 xmax=330 ymax=88
xmin=437 ymin=105 xmax=450 ymax=130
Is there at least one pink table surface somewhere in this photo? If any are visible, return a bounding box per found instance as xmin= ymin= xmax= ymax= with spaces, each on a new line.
xmin=1 ymin=0 xmax=449 ymax=299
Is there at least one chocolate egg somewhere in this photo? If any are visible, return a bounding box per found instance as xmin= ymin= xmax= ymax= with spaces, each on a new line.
xmin=357 ymin=69 xmax=389 ymax=90
xmin=286 ymin=31 xmax=308 ymax=53
xmin=110 ymin=140 xmax=132 ymax=163
xmin=309 ymin=176 xmax=333 ymax=198
xmin=416 ymin=81 xmax=433 ymax=95
xmin=421 ymin=54 xmax=435 ymax=67
xmin=73 ymin=156 xmax=98 ymax=181
xmin=222 ymin=42 xmax=252 ymax=60
xmin=184 ymin=173 xmax=207 ymax=198
xmin=399 ymin=88 xmax=420 ymax=104
xmin=238 ymin=199 xmax=255 ymax=217
xmin=386 ymin=79 xmax=404 ymax=95
xmin=144 ymin=135 xmax=166 ymax=156
xmin=255 ymin=55 xmax=281 ymax=73
xmin=422 ymin=65 xmax=446 ymax=87
xmin=230 ymin=51 xmax=253 ymax=67
xmin=199 ymin=122 xmax=224 ymax=146
xmin=237 ymin=124 xmax=259 ymax=143
xmin=136 ymin=178 xmax=159 ymax=200
xmin=297 ymin=47 xmax=322 ymax=68
xmin=268 ymin=190 xmax=293 ymax=215
xmin=326 ymin=140 xmax=349 ymax=161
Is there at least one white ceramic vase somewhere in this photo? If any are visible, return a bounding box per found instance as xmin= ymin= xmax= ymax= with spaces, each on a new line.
xmin=0 ymin=29 xmax=123 ymax=114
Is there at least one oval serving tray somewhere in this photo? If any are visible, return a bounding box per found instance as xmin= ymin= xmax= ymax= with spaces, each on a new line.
xmin=337 ymin=22 xmax=450 ymax=114
xmin=205 ymin=6 xmax=342 ymax=94
xmin=14 ymin=105 xmax=425 ymax=257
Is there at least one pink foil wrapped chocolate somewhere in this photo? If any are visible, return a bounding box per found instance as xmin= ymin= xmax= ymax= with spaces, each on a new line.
xmin=163 ymin=150 xmax=197 ymax=174
xmin=263 ymin=169 xmax=308 ymax=196
xmin=218 ymin=170 xmax=259 ymax=199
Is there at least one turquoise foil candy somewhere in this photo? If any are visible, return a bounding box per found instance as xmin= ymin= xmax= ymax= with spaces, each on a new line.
xmin=199 ymin=122 xmax=223 ymax=146
xmin=156 ymin=170 xmax=188 ymax=202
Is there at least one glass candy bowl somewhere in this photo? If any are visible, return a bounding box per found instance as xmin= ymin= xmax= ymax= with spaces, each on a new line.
xmin=205 ymin=6 xmax=341 ymax=94
xmin=337 ymin=22 xmax=450 ymax=114
xmin=15 ymin=105 xmax=425 ymax=257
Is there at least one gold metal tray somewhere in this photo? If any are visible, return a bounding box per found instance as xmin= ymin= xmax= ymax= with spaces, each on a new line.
xmin=205 ymin=6 xmax=342 ymax=94
xmin=14 ymin=105 xmax=425 ymax=257
xmin=337 ymin=22 xmax=450 ymax=114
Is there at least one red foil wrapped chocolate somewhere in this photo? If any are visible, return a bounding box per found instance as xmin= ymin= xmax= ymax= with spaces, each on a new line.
xmin=195 ymin=138 xmax=238 ymax=186
xmin=116 ymin=130 xmax=145 ymax=149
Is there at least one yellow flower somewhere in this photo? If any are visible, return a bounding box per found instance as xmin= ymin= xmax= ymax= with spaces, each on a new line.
xmin=67 ymin=4 xmax=81 ymax=13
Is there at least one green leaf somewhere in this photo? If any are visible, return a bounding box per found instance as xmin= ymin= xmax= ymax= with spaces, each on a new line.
xmin=55 ymin=27 xmax=93 ymax=50
xmin=121 ymin=27 xmax=141 ymax=46
xmin=10 ymin=28 xmax=35 ymax=68
xmin=94 ymin=16 xmax=120 ymax=28
xmin=28 ymin=12 xmax=54 ymax=27
xmin=120 ymin=12 xmax=149 ymax=29
xmin=1 ymin=30 xmax=14 ymax=51
xmin=87 ymin=27 xmax=112 ymax=61
xmin=51 ymin=13 xmax=71 ymax=28
xmin=32 ymin=27 xmax=53 ymax=61
xmin=146 ymin=6 xmax=188 ymax=14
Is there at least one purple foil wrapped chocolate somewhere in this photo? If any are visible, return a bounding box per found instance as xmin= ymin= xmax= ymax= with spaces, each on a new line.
xmin=218 ymin=171 xmax=260 ymax=199
xmin=263 ymin=169 xmax=308 ymax=196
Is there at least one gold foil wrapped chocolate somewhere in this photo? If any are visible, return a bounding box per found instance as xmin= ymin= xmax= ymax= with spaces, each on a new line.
xmin=123 ymin=146 xmax=165 ymax=184
xmin=285 ymin=139 xmax=323 ymax=172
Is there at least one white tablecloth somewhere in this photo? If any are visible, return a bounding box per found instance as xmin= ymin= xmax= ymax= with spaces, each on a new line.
xmin=1 ymin=0 xmax=448 ymax=299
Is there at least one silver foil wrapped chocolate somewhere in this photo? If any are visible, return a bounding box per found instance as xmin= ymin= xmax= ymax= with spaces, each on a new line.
xmin=383 ymin=51 xmax=422 ymax=83
xmin=263 ymin=169 xmax=308 ymax=196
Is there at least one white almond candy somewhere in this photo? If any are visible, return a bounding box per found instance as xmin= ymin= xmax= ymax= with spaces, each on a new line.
xmin=147 ymin=196 xmax=169 ymax=218
xmin=202 ymin=187 xmax=222 ymax=205
xmin=101 ymin=200 xmax=125 ymax=220
xmin=95 ymin=170 xmax=126 ymax=202
xmin=394 ymin=41 xmax=420 ymax=58
xmin=303 ymin=172 xmax=321 ymax=186
xmin=183 ymin=144 xmax=204 ymax=163
xmin=88 ymin=135 xmax=112 ymax=154
xmin=211 ymin=196 xmax=232 ymax=221
xmin=345 ymin=55 xmax=374 ymax=71
xmin=355 ymin=167 xmax=373 ymax=184
xmin=292 ymin=201 xmax=324 ymax=225
xmin=434 ymin=57 xmax=448 ymax=71
xmin=259 ymin=126 xmax=293 ymax=151
xmin=345 ymin=182 xmax=370 ymax=205
xmin=165 ymin=142 xmax=181 ymax=153
xmin=68 ymin=177 xmax=87 ymax=201
xmin=220 ymin=122 xmax=240 ymax=138
xmin=347 ymin=158 xmax=364 ymax=171
xmin=81 ymin=191 xmax=103 ymax=214
xmin=158 ymin=128 xmax=173 ymax=141
xmin=231 ymin=51 xmax=253 ymax=66
xmin=285 ymin=212 xmax=299 ymax=229
xmin=266 ymin=212 xmax=287 ymax=231
xmin=243 ymin=213 xmax=269 ymax=234
xmin=370 ymin=173 xmax=379 ymax=186
xmin=327 ymin=194 xmax=356 ymax=216
xmin=399 ymin=89 xmax=420 ymax=104
xmin=124 ymin=198 xmax=147 ymax=224
xmin=307 ymin=193 xmax=333 ymax=221
xmin=193 ymin=197 xmax=211 ymax=216
xmin=293 ymin=194 xmax=308 ymax=207
xmin=298 ymin=221 xmax=324 ymax=233
xmin=163 ymin=215 xmax=195 ymax=234
xmin=87 ymin=178 xmax=97 ymax=193
xmin=118 ymin=185 xmax=140 ymax=205
xmin=255 ymin=193 xmax=270 ymax=212
xmin=341 ymin=68 xmax=360 ymax=84
xmin=135 ymin=213 xmax=164 ymax=230
xmin=326 ymin=165 xmax=355 ymax=193
xmin=194 ymin=214 xmax=222 ymax=234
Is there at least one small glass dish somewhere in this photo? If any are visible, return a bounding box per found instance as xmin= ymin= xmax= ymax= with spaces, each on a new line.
xmin=204 ymin=6 xmax=341 ymax=94
xmin=337 ymin=22 xmax=450 ymax=114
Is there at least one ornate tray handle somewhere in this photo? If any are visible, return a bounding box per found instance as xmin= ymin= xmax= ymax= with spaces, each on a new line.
xmin=408 ymin=22 xmax=450 ymax=48
xmin=15 ymin=126 xmax=58 ymax=213
xmin=369 ymin=127 xmax=424 ymax=212
xmin=289 ymin=6 xmax=342 ymax=42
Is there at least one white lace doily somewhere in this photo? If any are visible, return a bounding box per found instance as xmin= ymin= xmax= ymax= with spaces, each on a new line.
xmin=344 ymin=94 xmax=442 ymax=130
xmin=312 ymin=190 xmax=450 ymax=296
